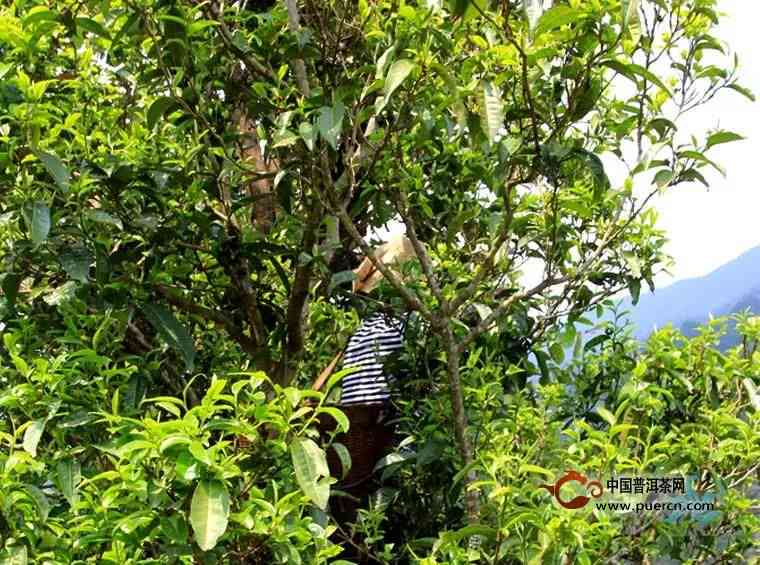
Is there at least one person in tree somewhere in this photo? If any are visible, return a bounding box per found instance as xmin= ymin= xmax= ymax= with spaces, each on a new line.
xmin=321 ymin=234 xmax=422 ymax=527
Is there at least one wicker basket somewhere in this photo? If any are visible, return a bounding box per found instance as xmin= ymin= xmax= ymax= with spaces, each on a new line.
xmin=318 ymin=404 xmax=395 ymax=494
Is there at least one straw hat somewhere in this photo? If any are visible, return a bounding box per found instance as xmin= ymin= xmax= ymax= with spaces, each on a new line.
xmin=352 ymin=234 xmax=417 ymax=293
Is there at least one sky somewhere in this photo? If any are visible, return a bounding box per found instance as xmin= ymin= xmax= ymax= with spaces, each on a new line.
xmin=647 ymin=0 xmax=760 ymax=285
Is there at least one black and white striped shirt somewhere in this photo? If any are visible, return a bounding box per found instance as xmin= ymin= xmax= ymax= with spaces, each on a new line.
xmin=339 ymin=312 xmax=408 ymax=406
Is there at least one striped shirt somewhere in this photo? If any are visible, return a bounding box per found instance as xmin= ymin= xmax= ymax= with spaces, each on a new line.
xmin=339 ymin=312 xmax=407 ymax=406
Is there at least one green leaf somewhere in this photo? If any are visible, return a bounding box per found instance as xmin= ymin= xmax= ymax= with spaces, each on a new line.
xmin=187 ymin=20 xmax=219 ymax=36
xmin=298 ymin=122 xmax=316 ymax=151
xmin=290 ymin=438 xmax=330 ymax=509
xmin=626 ymin=63 xmax=672 ymax=96
xmin=519 ymin=464 xmax=554 ymax=479
xmin=0 ymin=545 xmax=27 ymax=565
xmin=88 ymin=210 xmax=124 ymax=230
xmin=34 ymin=151 xmax=70 ymax=192
xmin=60 ymin=246 xmax=92 ymax=283
xmin=317 ymin=103 xmax=345 ymax=150
xmin=452 ymin=524 xmax=497 ymax=541
xmin=112 ymin=12 xmax=140 ymax=46
xmin=141 ymin=303 xmax=196 ymax=371
xmin=23 ymin=484 xmax=50 ymax=521
xmin=44 ymin=281 xmax=77 ymax=306
xmin=147 ymin=96 xmax=179 ymax=129
xmin=176 ymin=451 xmax=201 ymax=481
xmin=623 ymin=252 xmax=641 ymax=278
xmin=433 ymin=63 xmax=467 ymax=129
xmin=272 ymin=129 xmax=299 ymax=148
xmin=570 ymin=148 xmax=609 ymax=197
xmin=534 ymin=350 xmax=550 ymax=384
xmin=2 ymin=273 xmax=21 ymax=308
xmin=383 ymin=59 xmax=414 ymax=99
xmin=30 ymin=201 xmax=50 ymax=244
xmin=22 ymin=419 xmax=45 ymax=457
xmin=535 ymin=5 xmax=582 ymax=37
xmin=375 ymin=45 xmax=396 ymax=79
xmin=596 ymin=406 xmax=616 ymax=426
xmin=317 ymin=406 xmax=349 ymax=433
xmin=679 ymin=167 xmax=709 ymax=187
xmin=328 ymin=270 xmax=356 ymax=292
xmin=628 ymin=278 xmax=641 ymax=304
xmin=478 ymin=81 xmax=504 ymax=144
xmin=76 ymin=17 xmax=111 ymax=40
xmin=190 ymin=480 xmax=230 ymax=551
xmin=159 ymin=433 xmax=192 ymax=453
xmin=603 ymin=60 xmax=672 ymax=97
xmin=584 ymin=333 xmax=608 ymax=352
xmin=727 ymin=83 xmax=756 ymax=102
xmin=331 ymin=442 xmax=352 ymax=479
xmin=56 ymin=458 xmax=81 ymax=507
xmin=621 ymin=0 xmax=641 ymax=44
xmin=448 ymin=0 xmax=467 ymax=16
xmin=189 ymin=441 xmax=212 ymax=466
xmin=549 ymin=343 xmax=564 ymax=365
xmin=653 ymin=169 xmax=674 ymax=188
xmin=705 ymin=131 xmax=744 ymax=150
xmin=23 ymin=9 xmax=59 ymax=27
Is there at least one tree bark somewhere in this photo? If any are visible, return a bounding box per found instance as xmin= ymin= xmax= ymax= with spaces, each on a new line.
xmin=443 ymin=324 xmax=480 ymax=522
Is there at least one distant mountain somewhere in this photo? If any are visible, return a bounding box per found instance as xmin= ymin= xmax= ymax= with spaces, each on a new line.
xmin=619 ymin=245 xmax=760 ymax=348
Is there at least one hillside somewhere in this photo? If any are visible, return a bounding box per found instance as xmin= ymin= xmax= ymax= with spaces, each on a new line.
xmin=620 ymin=245 xmax=760 ymax=346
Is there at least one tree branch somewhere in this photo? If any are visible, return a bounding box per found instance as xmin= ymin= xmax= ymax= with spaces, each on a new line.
xmin=155 ymin=284 xmax=263 ymax=362
xmin=279 ymin=200 xmax=322 ymax=384
xmin=283 ymin=0 xmax=311 ymax=96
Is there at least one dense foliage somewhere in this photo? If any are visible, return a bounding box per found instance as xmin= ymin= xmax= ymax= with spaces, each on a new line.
xmin=0 ymin=0 xmax=757 ymax=562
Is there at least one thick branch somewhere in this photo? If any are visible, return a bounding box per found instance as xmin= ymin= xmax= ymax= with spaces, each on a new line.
xmin=155 ymin=284 xmax=262 ymax=361
xmin=395 ymin=190 xmax=445 ymax=307
xmin=283 ymin=0 xmax=311 ymax=96
xmin=279 ymin=203 xmax=322 ymax=384
xmin=204 ymin=3 xmax=275 ymax=81
xmin=443 ymin=326 xmax=480 ymax=522
xmin=450 ymin=174 xmax=524 ymax=314
xmin=458 ymin=276 xmax=563 ymax=352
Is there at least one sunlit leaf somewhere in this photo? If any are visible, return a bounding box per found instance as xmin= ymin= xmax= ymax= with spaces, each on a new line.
xmin=190 ymin=480 xmax=230 ymax=551
xmin=535 ymin=5 xmax=580 ymax=37
xmin=705 ymin=131 xmax=744 ymax=150
xmin=383 ymin=59 xmax=414 ymax=99
xmin=290 ymin=438 xmax=330 ymax=509
xmin=621 ymin=0 xmax=641 ymax=45
xmin=478 ymin=81 xmax=504 ymax=144
xmin=596 ymin=407 xmax=616 ymax=426
xmin=0 ymin=544 xmax=27 ymax=565
xmin=57 ymin=458 xmax=81 ymax=507
xmin=22 ymin=419 xmax=45 ymax=457
xmin=147 ymin=96 xmax=179 ymax=129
